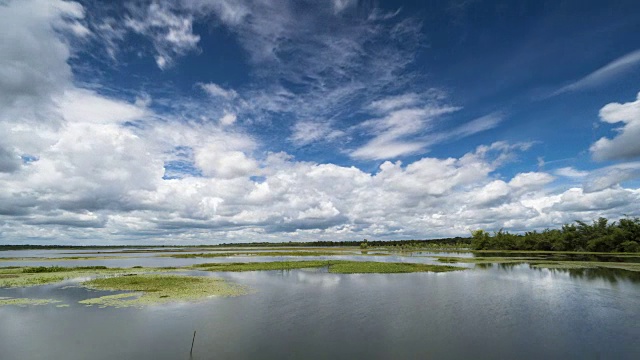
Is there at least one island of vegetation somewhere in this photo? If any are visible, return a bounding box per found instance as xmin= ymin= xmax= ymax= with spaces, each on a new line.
xmin=192 ymin=260 xmax=461 ymax=273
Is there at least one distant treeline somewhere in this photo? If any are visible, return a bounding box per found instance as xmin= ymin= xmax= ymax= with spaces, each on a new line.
xmin=215 ymin=237 xmax=472 ymax=249
xmin=0 ymin=237 xmax=471 ymax=250
xmin=472 ymin=217 xmax=640 ymax=253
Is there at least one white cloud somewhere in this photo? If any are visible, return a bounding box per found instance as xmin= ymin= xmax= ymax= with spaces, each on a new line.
xmin=368 ymin=93 xmax=422 ymax=113
xmin=124 ymin=2 xmax=200 ymax=69
xmin=583 ymin=162 xmax=640 ymax=193
xmin=332 ymin=0 xmax=357 ymax=14
xmin=446 ymin=113 xmax=504 ymax=139
xmin=289 ymin=121 xmax=344 ymax=147
xmin=198 ymin=83 xmax=238 ymax=99
xmin=194 ymin=145 xmax=257 ymax=179
xmin=219 ymin=112 xmax=237 ymax=126
xmin=508 ymin=172 xmax=555 ymax=189
xmin=554 ymin=49 xmax=640 ymax=95
xmin=591 ymin=92 xmax=640 ymax=161
xmin=554 ymin=167 xmax=589 ymax=178
xmin=351 ymin=99 xmax=460 ymax=160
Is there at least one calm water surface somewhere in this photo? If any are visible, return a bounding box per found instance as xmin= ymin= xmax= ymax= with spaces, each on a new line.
xmin=1 ymin=252 xmax=639 ymax=360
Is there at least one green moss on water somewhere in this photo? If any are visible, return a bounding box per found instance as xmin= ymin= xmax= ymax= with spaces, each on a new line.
xmin=79 ymin=274 xmax=249 ymax=308
xmin=195 ymin=260 xmax=463 ymax=274
xmin=0 ymin=297 xmax=61 ymax=307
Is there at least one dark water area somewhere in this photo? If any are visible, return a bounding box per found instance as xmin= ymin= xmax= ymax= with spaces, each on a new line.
xmin=1 ymin=261 xmax=639 ymax=360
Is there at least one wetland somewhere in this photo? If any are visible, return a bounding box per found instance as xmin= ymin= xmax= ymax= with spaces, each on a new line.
xmin=1 ymin=246 xmax=639 ymax=360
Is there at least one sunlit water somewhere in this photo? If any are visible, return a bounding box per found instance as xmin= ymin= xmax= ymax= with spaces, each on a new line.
xmin=1 ymin=252 xmax=639 ymax=360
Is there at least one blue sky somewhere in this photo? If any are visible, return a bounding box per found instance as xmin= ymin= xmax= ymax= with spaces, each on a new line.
xmin=1 ymin=0 xmax=640 ymax=244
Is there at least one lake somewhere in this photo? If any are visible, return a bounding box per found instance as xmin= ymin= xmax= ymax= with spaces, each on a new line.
xmin=1 ymin=250 xmax=639 ymax=360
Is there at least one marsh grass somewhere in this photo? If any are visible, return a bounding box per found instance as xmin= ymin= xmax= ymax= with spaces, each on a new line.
xmin=0 ymin=256 xmax=132 ymax=262
xmin=193 ymin=260 xmax=333 ymax=271
xmin=0 ymin=266 xmax=173 ymax=288
xmin=79 ymin=274 xmax=248 ymax=307
xmin=195 ymin=260 xmax=463 ymax=273
xmin=22 ymin=266 xmax=108 ymax=273
xmin=0 ymin=297 xmax=61 ymax=307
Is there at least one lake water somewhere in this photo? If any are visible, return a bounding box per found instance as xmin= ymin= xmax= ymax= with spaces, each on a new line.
xmin=1 ymin=252 xmax=639 ymax=360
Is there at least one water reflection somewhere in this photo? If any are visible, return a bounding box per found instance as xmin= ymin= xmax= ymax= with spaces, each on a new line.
xmin=1 ymin=261 xmax=639 ymax=360
xmin=474 ymin=252 xmax=640 ymax=263
xmin=530 ymin=266 xmax=640 ymax=284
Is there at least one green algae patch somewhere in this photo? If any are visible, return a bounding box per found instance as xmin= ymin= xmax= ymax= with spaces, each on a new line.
xmin=0 ymin=272 xmax=69 ymax=288
xmin=0 ymin=266 xmax=175 ymax=288
xmin=79 ymin=274 xmax=249 ymax=308
xmin=327 ymin=261 xmax=462 ymax=274
xmin=0 ymin=297 xmax=61 ymax=307
xmin=194 ymin=260 xmax=333 ymax=272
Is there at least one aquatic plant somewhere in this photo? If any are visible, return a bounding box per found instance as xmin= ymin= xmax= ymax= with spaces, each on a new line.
xmin=80 ymin=274 xmax=249 ymax=307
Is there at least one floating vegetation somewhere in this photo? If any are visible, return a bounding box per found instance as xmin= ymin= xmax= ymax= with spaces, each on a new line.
xmin=0 ymin=266 xmax=172 ymax=288
xmin=195 ymin=260 xmax=463 ymax=274
xmin=0 ymin=297 xmax=61 ymax=307
xmin=193 ymin=260 xmax=333 ymax=271
xmin=0 ymin=256 xmax=132 ymax=262
xmin=79 ymin=274 xmax=249 ymax=308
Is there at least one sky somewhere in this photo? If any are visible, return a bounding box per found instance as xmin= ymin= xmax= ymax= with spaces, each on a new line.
xmin=1 ymin=0 xmax=640 ymax=245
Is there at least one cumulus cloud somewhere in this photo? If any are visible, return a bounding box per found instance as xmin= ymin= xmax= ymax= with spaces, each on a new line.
xmin=583 ymin=162 xmax=640 ymax=193
xmin=590 ymin=92 xmax=640 ymax=161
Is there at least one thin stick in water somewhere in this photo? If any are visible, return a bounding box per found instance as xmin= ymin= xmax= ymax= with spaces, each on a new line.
xmin=190 ymin=330 xmax=197 ymax=355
